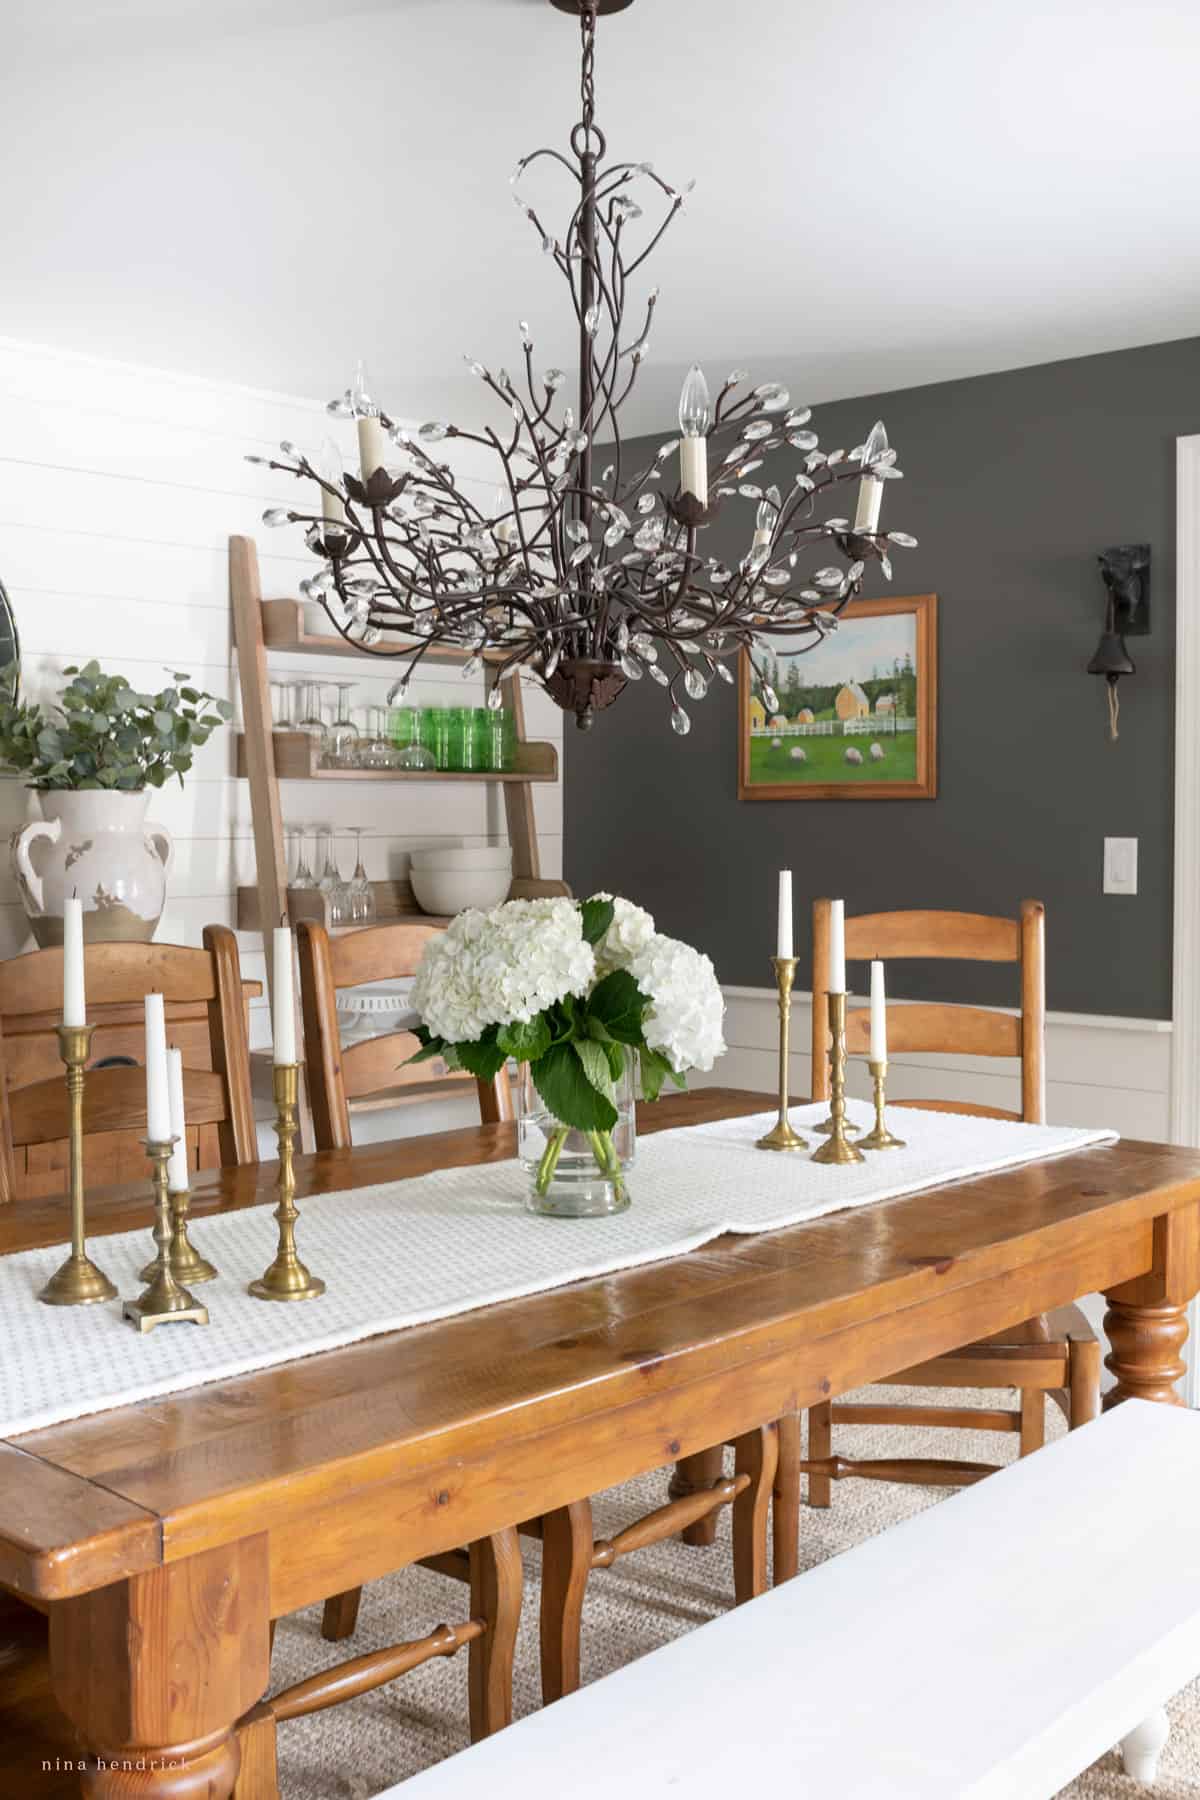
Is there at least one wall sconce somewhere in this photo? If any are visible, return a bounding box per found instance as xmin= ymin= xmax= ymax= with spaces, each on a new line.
xmin=1088 ymin=543 xmax=1149 ymax=741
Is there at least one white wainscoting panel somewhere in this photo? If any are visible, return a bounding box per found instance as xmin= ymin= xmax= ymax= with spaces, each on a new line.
xmin=0 ymin=337 xmax=562 ymax=1144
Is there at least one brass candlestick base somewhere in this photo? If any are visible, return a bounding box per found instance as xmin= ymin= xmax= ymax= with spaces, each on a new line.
xmin=250 ymin=1064 xmax=325 ymax=1303
xmin=124 ymin=1140 xmax=209 ymax=1332
xmin=138 ymin=1188 xmax=218 ymax=1285
xmin=757 ymin=956 xmax=807 ymax=1151
xmin=39 ymin=1025 xmax=118 ymax=1308
xmin=812 ymin=993 xmax=865 ymax=1167
xmin=858 ymin=1060 xmax=906 ymax=1151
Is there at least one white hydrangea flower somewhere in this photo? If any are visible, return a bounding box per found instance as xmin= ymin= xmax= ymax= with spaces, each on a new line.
xmin=629 ymin=933 xmax=726 ymax=1074
xmin=590 ymin=891 xmax=656 ymax=975
xmin=411 ymin=897 xmax=595 ymax=1043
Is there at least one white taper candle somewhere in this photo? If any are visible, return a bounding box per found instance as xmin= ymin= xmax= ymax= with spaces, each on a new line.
xmin=870 ymin=959 xmax=887 ymax=1062
xmin=165 ymin=1046 xmax=190 ymax=1192
xmin=776 ymin=870 xmax=793 ymax=961
xmin=143 ymin=994 xmax=172 ymax=1143
xmin=273 ymin=927 xmax=298 ymax=1065
xmin=828 ymin=899 xmax=846 ymax=994
xmin=62 ymin=896 xmax=86 ymax=1027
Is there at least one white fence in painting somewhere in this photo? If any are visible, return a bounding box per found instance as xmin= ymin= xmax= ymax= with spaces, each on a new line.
xmin=750 ymin=715 xmax=914 ymax=740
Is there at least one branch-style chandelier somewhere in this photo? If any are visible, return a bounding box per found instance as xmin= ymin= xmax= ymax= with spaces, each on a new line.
xmin=251 ymin=0 xmax=917 ymax=732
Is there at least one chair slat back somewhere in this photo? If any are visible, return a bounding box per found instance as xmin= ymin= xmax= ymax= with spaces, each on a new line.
xmin=812 ymin=900 xmax=1045 ymax=1123
xmin=297 ymin=921 xmax=514 ymax=1151
xmin=0 ymin=927 xmax=258 ymax=1186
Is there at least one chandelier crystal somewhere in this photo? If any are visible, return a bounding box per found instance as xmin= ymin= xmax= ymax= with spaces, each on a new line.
xmin=251 ymin=0 xmax=917 ymax=731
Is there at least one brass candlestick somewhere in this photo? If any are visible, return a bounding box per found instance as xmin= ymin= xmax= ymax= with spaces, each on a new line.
xmin=123 ymin=1139 xmax=210 ymax=1332
xmin=756 ymin=956 xmax=807 ymax=1151
xmin=137 ymin=1186 xmax=218 ymax=1286
xmin=857 ymin=1059 xmax=906 ymax=1151
xmin=38 ymin=1024 xmax=118 ymax=1307
xmin=811 ymin=993 xmax=865 ymax=1166
xmin=250 ymin=1063 xmax=325 ymax=1302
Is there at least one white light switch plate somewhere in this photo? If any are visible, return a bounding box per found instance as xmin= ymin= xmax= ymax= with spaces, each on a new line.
xmin=1104 ymin=837 xmax=1138 ymax=895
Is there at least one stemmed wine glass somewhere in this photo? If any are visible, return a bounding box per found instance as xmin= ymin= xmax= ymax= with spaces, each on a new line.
xmin=289 ymin=824 xmax=315 ymax=891
xmin=298 ymin=680 xmax=328 ymax=738
xmin=358 ymin=705 xmax=395 ymax=771
xmin=322 ymin=681 xmax=360 ymax=769
xmin=347 ymin=828 xmax=376 ymax=922
xmin=315 ymin=826 xmax=351 ymax=924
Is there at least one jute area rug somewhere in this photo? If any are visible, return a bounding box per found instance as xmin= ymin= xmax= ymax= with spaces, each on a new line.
xmin=270 ymin=1386 xmax=1199 ymax=1798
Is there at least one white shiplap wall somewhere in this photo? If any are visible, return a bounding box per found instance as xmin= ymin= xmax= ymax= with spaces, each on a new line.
xmin=0 ymin=337 xmax=563 ymax=1135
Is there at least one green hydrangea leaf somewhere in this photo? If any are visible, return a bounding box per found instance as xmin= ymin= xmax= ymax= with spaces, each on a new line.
xmin=579 ymin=896 xmax=615 ymax=947
xmin=532 ymin=1041 xmax=617 ymax=1131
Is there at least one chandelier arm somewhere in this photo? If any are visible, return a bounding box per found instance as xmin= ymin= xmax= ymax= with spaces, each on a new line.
xmin=622 ymin=199 xmax=683 ymax=279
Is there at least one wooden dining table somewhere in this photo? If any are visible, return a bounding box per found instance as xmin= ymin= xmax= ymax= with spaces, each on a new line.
xmin=2 ymin=1086 xmax=1200 ymax=1798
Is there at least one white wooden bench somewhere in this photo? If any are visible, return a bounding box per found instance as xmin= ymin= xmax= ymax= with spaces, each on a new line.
xmin=393 ymin=1401 xmax=1200 ymax=1798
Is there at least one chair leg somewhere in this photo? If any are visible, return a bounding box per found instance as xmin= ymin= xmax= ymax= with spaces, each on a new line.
xmin=807 ymin=1402 xmax=833 ymax=1507
xmin=1019 ymin=1388 xmax=1045 ymax=1456
xmin=539 ymin=1498 xmax=594 ymax=1707
xmin=468 ymin=1527 xmax=522 ymax=1742
xmin=732 ymin=1423 xmax=778 ymax=1604
xmin=320 ymin=1588 xmax=362 ymax=1643
xmin=1069 ymin=1333 xmax=1102 ymax=1427
xmin=772 ymin=1414 xmax=801 ymax=1584
xmin=669 ymin=1445 xmax=725 ymax=1545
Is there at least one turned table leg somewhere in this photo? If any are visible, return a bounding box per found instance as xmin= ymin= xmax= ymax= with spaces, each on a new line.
xmin=49 ymin=1535 xmax=271 ymax=1799
xmin=1103 ymin=1299 xmax=1189 ymax=1406
xmin=539 ymin=1499 xmax=593 ymax=1707
xmin=669 ymin=1446 xmax=725 ymax=1546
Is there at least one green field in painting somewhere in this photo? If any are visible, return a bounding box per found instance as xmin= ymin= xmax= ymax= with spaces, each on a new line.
xmin=747 ymin=732 xmax=917 ymax=785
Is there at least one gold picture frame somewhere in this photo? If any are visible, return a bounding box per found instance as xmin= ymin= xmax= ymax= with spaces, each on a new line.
xmin=738 ymin=593 xmax=938 ymax=801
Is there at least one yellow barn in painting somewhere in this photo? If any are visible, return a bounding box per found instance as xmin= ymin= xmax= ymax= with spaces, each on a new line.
xmin=835 ymin=682 xmax=869 ymax=721
xmin=747 ymin=696 xmax=767 ymax=730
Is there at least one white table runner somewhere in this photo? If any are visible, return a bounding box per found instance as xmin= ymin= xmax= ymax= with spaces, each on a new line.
xmin=0 ymin=1101 xmax=1117 ymax=1440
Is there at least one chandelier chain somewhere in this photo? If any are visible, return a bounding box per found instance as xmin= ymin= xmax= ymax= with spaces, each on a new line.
xmin=580 ymin=5 xmax=597 ymax=138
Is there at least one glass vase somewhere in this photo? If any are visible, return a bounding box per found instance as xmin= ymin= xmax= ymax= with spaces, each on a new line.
xmin=517 ymin=1051 xmax=636 ymax=1217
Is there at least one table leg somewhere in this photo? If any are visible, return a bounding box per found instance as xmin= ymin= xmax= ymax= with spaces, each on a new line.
xmin=772 ymin=1414 xmax=801 ymax=1584
xmin=539 ymin=1499 xmax=593 ymax=1707
xmin=49 ymin=1536 xmax=270 ymax=1799
xmin=732 ymin=1423 xmax=778 ymax=1605
xmin=1103 ymin=1299 xmax=1188 ymax=1406
xmin=467 ymin=1528 xmax=521 ymax=1742
xmin=669 ymin=1446 xmax=725 ymax=1546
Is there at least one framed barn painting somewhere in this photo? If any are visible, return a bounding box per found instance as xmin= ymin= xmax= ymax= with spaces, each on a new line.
xmin=738 ymin=593 xmax=938 ymax=801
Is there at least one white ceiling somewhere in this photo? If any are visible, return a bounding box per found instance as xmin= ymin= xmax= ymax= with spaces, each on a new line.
xmin=4 ymin=0 xmax=1200 ymax=433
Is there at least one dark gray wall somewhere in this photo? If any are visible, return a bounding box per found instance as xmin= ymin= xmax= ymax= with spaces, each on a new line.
xmin=565 ymin=336 xmax=1200 ymax=1019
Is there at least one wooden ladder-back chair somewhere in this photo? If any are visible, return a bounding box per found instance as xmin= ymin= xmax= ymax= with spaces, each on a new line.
xmin=296 ymin=919 xmax=779 ymax=1708
xmin=296 ymin=919 xmax=514 ymax=1143
xmin=0 ymin=928 xmax=258 ymax=1190
xmin=795 ymin=899 xmax=1101 ymax=1510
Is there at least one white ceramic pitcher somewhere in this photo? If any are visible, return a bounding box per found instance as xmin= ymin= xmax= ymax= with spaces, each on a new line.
xmin=11 ymin=790 xmax=174 ymax=946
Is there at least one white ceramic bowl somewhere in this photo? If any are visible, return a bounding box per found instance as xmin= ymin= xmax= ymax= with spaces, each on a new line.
xmin=409 ymin=851 xmax=514 ymax=875
xmin=409 ymin=845 xmax=512 ymax=870
xmin=411 ymin=866 xmax=513 ymax=916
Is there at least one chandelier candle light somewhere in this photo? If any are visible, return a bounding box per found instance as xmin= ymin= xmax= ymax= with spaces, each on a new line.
xmin=251 ymin=0 xmax=917 ymax=733
xmin=37 ymin=899 xmax=118 ymax=1307
xmin=250 ymin=927 xmax=325 ymax=1301
xmin=757 ymin=869 xmax=806 ymax=1151
xmin=858 ymin=958 xmax=906 ymax=1151
xmin=124 ymin=993 xmax=210 ymax=1332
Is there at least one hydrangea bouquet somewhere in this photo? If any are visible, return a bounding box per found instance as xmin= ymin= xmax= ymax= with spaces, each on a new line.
xmin=409 ymin=894 xmax=725 ymax=1205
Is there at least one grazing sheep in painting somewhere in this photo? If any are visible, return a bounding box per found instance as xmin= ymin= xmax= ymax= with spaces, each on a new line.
xmin=869 ymin=742 xmax=885 ymax=762
xmin=845 ymin=747 xmax=864 ymax=766
xmin=790 ymin=746 xmax=806 ymax=762
xmin=771 ymin=737 xmax=782 ymax=749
